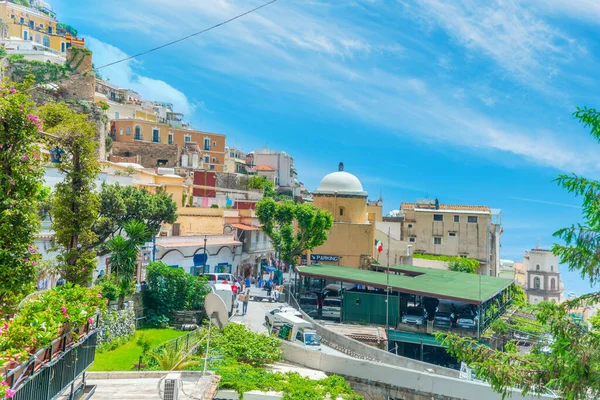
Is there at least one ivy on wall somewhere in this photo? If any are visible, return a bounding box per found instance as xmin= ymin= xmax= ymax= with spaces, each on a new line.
xmin=413 ymin=253 xmax=480 ymax=274
xmin=7 ymin=54 xmax=70 ymax=84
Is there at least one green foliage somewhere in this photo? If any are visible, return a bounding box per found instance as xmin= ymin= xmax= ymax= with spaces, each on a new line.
xmin=489 ymin=318 xmax=510 ymax=335
xmin=0 ymin=285 xmax=106 ymax=368
xmin=97 ymin=278 xmax=119 ymax=302
xmin=105 ymin=221 xmax=149 ymax=305
xmin=8 ymin=55 xmax=70 ymax=84
xmin=210 ymin=203 xmax=219 ymax=208
xmin=0 ymin=79 xmax=44 ymax=314
xmin=136 ymin=334 xmax=152 ymax=355
xmin=210 ymin=323 xmax=282 ymax=367
xmin=105 ymin=135 xmax=113 ymax=152
xmin=510 ymin=284 xmax=527 ymax=308
xmin=97 ymin=334 xmax=133 ymax=353
xmin=0 ymin=46 xmax=7 ymax=58
xmin=149 ymin=346 xmax=200 ymax=370
xmin=56 ymin=22 xmax=78 ymax=37
xmin=440 ymin=107 xmax=600 ymax=400
xmin=143 ymin=262 xmax=211 ymax=324
xmin=256 ymin=198 xmax=333 ymax=266
xmin=248 ymin=175 xmax=278 ymax=198
xmin=414 ymin=253 xmax=480 ymax=273
xmin=94 ymin=184 xmax=177 ymax=255
xmin=38 ymin=103 xmax=100 ymax=286
xmin=12 ymin=0 xmax=30 ymax=6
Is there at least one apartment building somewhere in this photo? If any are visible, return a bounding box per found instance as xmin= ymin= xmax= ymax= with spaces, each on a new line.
xmin=400 ymin=199 xmax=502 ymax=276
xmin=110 ymin=119 xmax=226 ymax=171
xmin=248 ymin=147 xmax=299 ymax=195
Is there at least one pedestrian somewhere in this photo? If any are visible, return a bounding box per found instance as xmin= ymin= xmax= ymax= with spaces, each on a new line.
xmin=265 ymin=278 xmax=272 ymax=297
xmin=241 ymin=285 xmax=250 ymax=316
xmin=270 ymin=283 xmax=278 ymax=301
xmin=231 ymin=280 xmax=239 ymax=301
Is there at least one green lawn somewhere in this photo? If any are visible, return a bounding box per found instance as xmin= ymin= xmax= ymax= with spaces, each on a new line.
xmin=90 ymin=328 xmax=188 ymax=371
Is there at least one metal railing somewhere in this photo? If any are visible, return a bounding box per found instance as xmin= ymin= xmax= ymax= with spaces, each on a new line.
xmin=150 ymin=327 xmax=204 ymax=356
xmin=5 ymin=329 xmax=98 ymax=400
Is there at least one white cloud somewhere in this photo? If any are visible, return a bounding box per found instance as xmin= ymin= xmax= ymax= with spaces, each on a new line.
xmin=86 ymin=36 xmax=192 ymax=115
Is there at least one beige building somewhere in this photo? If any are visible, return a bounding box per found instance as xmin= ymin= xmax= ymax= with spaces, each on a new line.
xmin=306 ymin=163 xmax=375 ymax=269
xmin=224 ymin=147 xmax=247 ymax=175
xmin=522 ymin=247 xmax=563 ymax=303
xmin=400 ymin=200 xmax=502 ymax=276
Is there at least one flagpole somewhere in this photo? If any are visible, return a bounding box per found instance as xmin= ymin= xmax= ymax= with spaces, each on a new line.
xmin=386 ymin=227 xmax=391 ymax=349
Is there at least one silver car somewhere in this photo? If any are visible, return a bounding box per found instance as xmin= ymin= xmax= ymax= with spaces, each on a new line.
xmin=402 ymin=306 xmax=427 ymax=325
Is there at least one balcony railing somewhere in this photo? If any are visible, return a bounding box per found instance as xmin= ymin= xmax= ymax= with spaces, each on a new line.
xmin=4 ymin=327 xmax=98 ymax=400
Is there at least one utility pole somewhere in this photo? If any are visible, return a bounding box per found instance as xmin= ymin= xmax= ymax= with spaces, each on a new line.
xmin=203 ymin=234 xmax=208 ymax=273
xmin=386 ymin=227 xmax=391 ymax=348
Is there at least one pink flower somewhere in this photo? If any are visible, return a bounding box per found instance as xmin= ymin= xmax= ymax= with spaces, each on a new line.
xmin=32 ymin=337 xmax=36 ymax=344
xmin=9 ymin=180 xmax=14 ymax=185
xmin=2 ymin=323 xmax=8 ymax=331
xmin=81 ymin=267 xmax=87 ymax=271
xmin=9 ymin=88 xmax=15 ymax=94
xmin=31 ymin=261 xmax=36 ymax=266
xmin=0 ymin=381 xmax=7 ymax=386
xmin=97 ymin=293 xmax=103 ymax=298
xmin=5 ymin=388 xmax=16 ymax=398
xmin=88 ymin=317 xmax=94 ymax=325
xmin=24 ymin=258 xmax=28 ymax=263
xmin=61 ymin=307 xmax=69 ymax=318
xmin=20 ymin=155 xmax=28 ymax=161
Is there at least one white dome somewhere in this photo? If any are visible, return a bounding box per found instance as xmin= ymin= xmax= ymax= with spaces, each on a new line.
xmin=314 ymin=171 xmax=367 ymax=196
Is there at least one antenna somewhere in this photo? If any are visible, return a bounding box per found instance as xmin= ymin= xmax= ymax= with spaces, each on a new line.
xmin=537 ymin=237 xmax=541 ymax=249
xmin=203 ymin=293 xmax=229 ymax=375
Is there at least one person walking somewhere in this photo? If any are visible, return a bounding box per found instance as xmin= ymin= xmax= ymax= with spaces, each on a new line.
xmin=241 ymin=285 xmax=250 ymax=316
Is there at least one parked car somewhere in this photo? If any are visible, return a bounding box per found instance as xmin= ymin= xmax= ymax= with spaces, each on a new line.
xmin=321 ymin=284 xmax=344 ymax=298
xmin=321 ymin=298 xmax=341 ymax=320
xmin=200 ymin=273 xmax=235 ymax=285
xmin=265 ymin=306 xmax=302 ymax=326
xmin=455 ymin=315 xmax=476 ymax=330
xmin=433 ymin=312 xmax=454 ymax=329
xmin=401 ymin=306 xmax=427 ymax=325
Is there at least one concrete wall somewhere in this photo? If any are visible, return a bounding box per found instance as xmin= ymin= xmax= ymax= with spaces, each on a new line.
xmin=313 ymin=195 xmax=367 ymax=224
xmin=309 ymin=222 xmax=374 ymax=269
xmin=412 ymin=257 xmax=449 ymax=270
xmin=280 ymin=341 xmax=554 ymax=400
xmin=111 ymin=140 xmax=180 ymax=169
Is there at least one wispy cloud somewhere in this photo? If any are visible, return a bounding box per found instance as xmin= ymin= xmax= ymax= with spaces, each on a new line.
xmin=510 ymin=197 xmax=582 ymax=209
xmin=86 ymin=36 xmax=193 ymax=115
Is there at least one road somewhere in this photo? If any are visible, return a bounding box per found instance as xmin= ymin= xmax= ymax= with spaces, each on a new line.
xmin=230 ymin=298 xmax=350 ymax=357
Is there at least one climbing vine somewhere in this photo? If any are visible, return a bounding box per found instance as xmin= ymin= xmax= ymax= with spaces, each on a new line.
xmin=7 ymin=54 xmax=70 ymax=84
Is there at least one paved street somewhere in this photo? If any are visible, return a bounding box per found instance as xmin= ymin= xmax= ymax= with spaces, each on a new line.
xmin=231 ymin=298 xmax=350 ymax=358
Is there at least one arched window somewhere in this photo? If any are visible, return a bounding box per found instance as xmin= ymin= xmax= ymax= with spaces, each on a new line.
xmin=551 ymin=278 xmax=556 ymax=290
xmin=43 ymin=35 xmax=50 ymax=47
xmin=339 ymin=207 xmax=345 ymax=216
xmin=534 ymin=277 xmax=541 ymax=289
xmin=536 ymin=264 xmax=540 ymax=271
xmin=126 ymin=127 xmax=131 ymax=135
xmin=134 ymin=125 xmax=142 ymax=140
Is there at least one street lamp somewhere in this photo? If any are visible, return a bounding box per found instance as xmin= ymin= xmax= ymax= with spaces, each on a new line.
xmin=203 ymin=234 xmax=208 ymax=273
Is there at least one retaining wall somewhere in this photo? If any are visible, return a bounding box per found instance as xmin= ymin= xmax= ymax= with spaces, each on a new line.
xmin=97 ymin=301 xmax=135 ymax=345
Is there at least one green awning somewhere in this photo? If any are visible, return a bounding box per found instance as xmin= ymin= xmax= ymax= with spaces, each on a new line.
xmin=387 ymin=330 xmax=444 ymax=347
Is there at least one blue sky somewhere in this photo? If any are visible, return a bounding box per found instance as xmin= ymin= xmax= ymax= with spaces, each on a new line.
xmin=54 ymin=0 xmax=599 ymax=294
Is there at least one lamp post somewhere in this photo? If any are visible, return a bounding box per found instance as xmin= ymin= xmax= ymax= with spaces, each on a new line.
xmin=385 ymin=227 xmax=391 ymax=350
xmin=203 ymin=234 xmax=208 ymax=273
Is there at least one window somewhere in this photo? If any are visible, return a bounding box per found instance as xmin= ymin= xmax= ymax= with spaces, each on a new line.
xmin=409 ymin=237 xmax=416 ymax=243
xmin=61 ymin=42 xmax=65 ymax=52
xmin=184 ymin=134 xmax=191 ymax=143
xmin=213 ymin=141 xmax=217 ymax=147
xmin=209 ymin=165 xmax=215 ymax=170
xmin=407 ymin=223 xmax=413 ymax=228
xmin=204 ymin=137 xmax=210 ymax=150
xmin=433 ymin=214 xmax=443 ymax=221
xmin=19 ymin=17 xmax=24 ymax=24
xmin=204 ymin=155 xmax=210 ymax=163
xmin=23 ymin=30 xmax=28 ymax=40
xmin=454 ymin=215 xmax=460 ymax=223
xmin=467 ymin=216 xmax=478 ymax=223
xmin=40 ymin=23 xmax=44 ymax=28
xmin=168 ymin=132 xmax=173 ymax=145
xmin=551 ymin=278 xmax=556 ymax=290
xmin=48 ymin=26 xmax=52 ymax=34
xmin=296 ymin=331 xmax=303 ymax=342
xmin=119 ymin=128 xmax=123 ymax=136
xmin=339 ymin=207 xmax=344 ymax=216
xmin=114 ymin=111 xmax=120 ymax=119
xmin=29 ymin=20 xmax=33 ymax=29
xmin=134 ymin=125 xmax=142 ymax=140
xmin=212 ymin=157 xmax=217 ymax=163
xmin=534 ymin=277 xmax=541 ymax=289
xmin=10 ymin=14 xmax=14 ymax=19
xmin=152 ymin=128 xmax=160 ymax=143
xmin=126 ymin=127 xmax=131 ymax=135
xmin=536 ymin=264 xmax=540 ymax=271
xmin=448 ymin=232 xmax=456 ymax=237
xmin=433 ymin=237 xmax=442 ymax=245
xmin=550 ymin=265 xmax=554 ymax=272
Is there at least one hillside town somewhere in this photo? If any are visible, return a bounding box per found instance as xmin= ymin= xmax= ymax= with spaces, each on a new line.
xmin=0 ymin=1 xmax=599 ymax=400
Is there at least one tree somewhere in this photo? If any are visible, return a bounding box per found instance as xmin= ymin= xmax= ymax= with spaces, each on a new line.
xmin=255 ymin=197 xmax=333 ymax=267
xmin=438 ymin=107 xmax=600 ymax=400
xmin=248 ymin=175 xmax=277 ymax=198
xmin=93 ymin=184 xmax=177 ymax=255
xmin=0 ymin=80 xmax=44 ymax=314
xmin=447 ymin=259 xmax=478 ymax=274
xmin=105 ymin=220 xmax=149 ymax=306
xmin=38 ymin=103 xmax=100 ymax=286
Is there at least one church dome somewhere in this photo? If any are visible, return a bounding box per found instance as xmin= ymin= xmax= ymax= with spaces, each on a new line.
xmin=314 ymin=167 xmax=367 ymax=197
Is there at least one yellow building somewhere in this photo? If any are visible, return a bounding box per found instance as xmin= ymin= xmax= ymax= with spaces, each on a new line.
xmin=307 ymin=163 xmax=375 ymax=269
xmin=0 ymin=0 xmax=72 ymax=53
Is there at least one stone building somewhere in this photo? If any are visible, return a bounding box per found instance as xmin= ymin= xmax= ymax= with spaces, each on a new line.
xmin=400 ymin=200 xmax=502 ymax=276
xmin=522 ymin=247 xmax=563 ymax=303
xmin=306 ymin=162 xmax=375 ymax=269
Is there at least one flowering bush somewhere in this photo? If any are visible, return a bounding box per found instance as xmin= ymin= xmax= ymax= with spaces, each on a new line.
xmin=0 ymin=79 xmax=45 ymax=315
xmin=0 ymin=284 xmax=107 ymax=385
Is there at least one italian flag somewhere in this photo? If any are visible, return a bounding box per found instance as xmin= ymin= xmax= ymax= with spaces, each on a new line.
xmin=376 ymin=239 xmax=383 ymax=253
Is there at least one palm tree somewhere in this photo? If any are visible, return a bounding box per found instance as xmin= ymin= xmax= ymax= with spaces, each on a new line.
xmin=149 ymin=346 xmax=200 ymax=370
xmin=105 ymin=220 xmax=149 ymax=306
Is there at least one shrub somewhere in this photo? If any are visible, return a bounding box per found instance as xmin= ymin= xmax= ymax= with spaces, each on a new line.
xmin=209 ymin=323 xmax=281 ymax=366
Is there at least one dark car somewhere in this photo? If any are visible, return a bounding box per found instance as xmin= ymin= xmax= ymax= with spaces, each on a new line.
xmin=401 ymin=306 xmax=427 ymax=325
xmin=433 ymin=312 xmax=454 ymax=329
xmin=455 ymin=315 xmax=476 ymax=330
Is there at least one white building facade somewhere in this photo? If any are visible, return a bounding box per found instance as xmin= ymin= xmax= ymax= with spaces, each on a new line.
xmin=523 ymin=248 xmax=563 ymax=304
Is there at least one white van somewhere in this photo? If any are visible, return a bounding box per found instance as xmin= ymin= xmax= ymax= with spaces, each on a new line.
xmin=273 ymin=313 xmax=321 ymax=351
xmin=212 ymin=283 xmax=234 ymax=316
xmin=200 ymin=273 xmax=235 ymax=286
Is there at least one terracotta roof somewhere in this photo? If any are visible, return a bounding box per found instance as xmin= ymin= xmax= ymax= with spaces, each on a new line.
xmin=254 ymin=165 xmax=275 ymax=171
xmin=401 ymin=202 xmax=491 ymax=212
xmin=231 ymin=223 xmax=260 ymax=231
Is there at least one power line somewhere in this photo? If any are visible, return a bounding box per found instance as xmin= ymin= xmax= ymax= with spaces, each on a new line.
xmin=95 ymin=0 xmax=278 ymax=70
